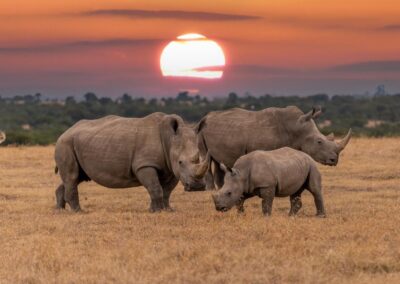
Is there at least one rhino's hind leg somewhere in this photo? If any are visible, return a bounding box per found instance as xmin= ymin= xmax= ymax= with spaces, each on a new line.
xmin=55 ymin=184 xmax=66 ymax=209
xmin=289 ymin=190 xmax=304 ymax=216
xmin=260 ymin=186 xmax=276 ymax=216
xmin=64 ymin=182 xmax=81 ymax=212
xmin=55 ymin=145 xmax=82 ymax=212
xmin=136 ymin=167 xmax=164 ymax=213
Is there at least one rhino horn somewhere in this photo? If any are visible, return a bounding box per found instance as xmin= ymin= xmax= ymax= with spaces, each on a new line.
xmin=326 ymin=132 xmax=335 ymax=141
xmin=195 ymin=152 xmax=210 ymax=178
xmin=0 ymin=131 xmax=5 ymax=144
xmin=211 ymin=192 xmax=218 ymax=203
xmin=191 ymin=152 xmax=200 ymax=163
xmin=336 ymin=129 xmax=352 ymax=151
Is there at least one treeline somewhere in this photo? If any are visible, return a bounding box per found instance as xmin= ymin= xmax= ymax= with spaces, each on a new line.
xmin=1 ymin=92 xmax=400 ymax=145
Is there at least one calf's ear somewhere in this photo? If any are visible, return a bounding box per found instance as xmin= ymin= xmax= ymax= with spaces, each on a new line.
xmin=194 ymin=117 xmax=206 ymax=134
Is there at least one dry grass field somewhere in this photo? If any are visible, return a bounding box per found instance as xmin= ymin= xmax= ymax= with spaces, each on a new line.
xmin=1 ymin=138 xmax=400 ymax=283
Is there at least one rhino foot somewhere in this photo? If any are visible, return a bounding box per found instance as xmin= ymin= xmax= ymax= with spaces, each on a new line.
xmin=316 ymin=213 xmax=327 ymax=218
xmin=149 ymin=207 xmax=163 ymax=213
xmin=163 ymin=206 xmax=175 ymax=212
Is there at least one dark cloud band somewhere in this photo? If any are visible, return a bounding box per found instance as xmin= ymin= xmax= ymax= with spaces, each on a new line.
xmin=81 ymin=9 xmax=261 ymax=21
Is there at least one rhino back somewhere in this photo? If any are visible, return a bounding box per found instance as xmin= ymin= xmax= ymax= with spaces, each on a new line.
xmin=239 ymin=148 xmax=313 ymax=197
xmin=201 ymin=107 xmax=297 ymax=167
xmin=58 ymin=113 xmax=167 ymax=188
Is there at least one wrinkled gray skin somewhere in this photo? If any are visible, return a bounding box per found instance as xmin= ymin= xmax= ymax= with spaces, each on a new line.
xmin=0 ymin=131 xmax=5 ymax=144
xmin=196 ymin=106 xmax=351 ymax=190
xmin=54 ymin=113 xmax=210 ymax=212
xmin=212 ymin=148 xmax=326 ymax=217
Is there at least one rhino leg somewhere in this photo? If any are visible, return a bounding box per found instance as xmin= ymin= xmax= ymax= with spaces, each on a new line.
xmin=260 ymin=186 xmax=276 ymax=216
xmin=307 ymin=165 xmax=326 ymax=218
xmin=162 ymin=177 xmax=178 ymax=212
xmin=236 ymin=194 xmax=254 ymax=214
xmin=289 ymin=190 xmax=304 ymax=216
xmin=56 ymin=147 xmax=82 ymax=212
xmin=55 ymin=184 xmax=66 ymax=209
xmin=64 ymin=182 xmax=81 ymax=212
xmin=136 ymin=167 xmax=164 ymax=213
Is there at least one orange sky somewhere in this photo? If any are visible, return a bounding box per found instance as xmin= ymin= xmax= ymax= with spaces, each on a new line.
xmin=1 ymin=0 xmax=400 ymax=97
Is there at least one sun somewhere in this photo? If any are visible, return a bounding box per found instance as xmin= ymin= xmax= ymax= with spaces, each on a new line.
xmin=160 ymin=33 xmax=225 ymax=79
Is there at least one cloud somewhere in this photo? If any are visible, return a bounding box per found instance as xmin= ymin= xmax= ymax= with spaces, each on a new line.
xmin=80 ymin=9 xmax=262 ymax=21
xmin=229 ymin=64 xmax=298 ymax=74
xmin=378 ymin=24 xmax=400 ymax=31
xmin=0 ymin=38 xmax=164 ymax=53
xmin=329 ymin=60 xmax=400 ymax=72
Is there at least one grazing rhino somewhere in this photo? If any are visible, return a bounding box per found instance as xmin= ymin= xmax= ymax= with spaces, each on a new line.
xmin=54 ymin=113 xmax=210 ymax=212
xmin=0 ymin=131 xmax=5 ymax=144
xmin=196 ymin=106 xmax=351 ymax=189
xmin=212 ymin=148 xmax=325 ymax=217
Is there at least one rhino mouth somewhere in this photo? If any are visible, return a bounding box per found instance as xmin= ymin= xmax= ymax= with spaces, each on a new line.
xmin=216 ymin=206 xmax=229 ymax=212
xmin=184 ymin=182 xmax=206 ymax=192
xmin=323 ymin=159 xmax=338 ymax=166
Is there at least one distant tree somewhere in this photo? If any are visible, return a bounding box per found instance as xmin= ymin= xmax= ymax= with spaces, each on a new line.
xmin=84 ymin=92 xmax=98 ymax=103
xmin=176 ymin=91 xmax=190 ymax=101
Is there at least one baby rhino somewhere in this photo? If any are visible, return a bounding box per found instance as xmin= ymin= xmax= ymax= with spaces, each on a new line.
xmin=212 ymin=147 xmax=326 ymax=217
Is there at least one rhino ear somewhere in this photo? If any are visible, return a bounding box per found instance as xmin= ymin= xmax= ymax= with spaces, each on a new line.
xmin=162 ymin=115 xmax=182 ymax=135
xmin=194 ymin=117 xmax=206 ymax=134
xmin=231 ymin=168 xmax=240 ymax=177
xmin=298 ymin=106 xmax=322 ymax=124
xmin=312 ymin=106 xmax=322 ymax=120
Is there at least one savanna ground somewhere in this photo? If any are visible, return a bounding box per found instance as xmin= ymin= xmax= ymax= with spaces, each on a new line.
xmin=0 ymin=138 xmax=400 ymax=283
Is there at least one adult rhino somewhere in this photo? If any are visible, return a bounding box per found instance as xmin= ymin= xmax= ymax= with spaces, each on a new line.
xmin=196 ymin=106 xmax=351 ymax=189
xmin=0 ymin=131 xmax=5 ymax=144
xmin=55 ymin=113 xmax=210 ymax=212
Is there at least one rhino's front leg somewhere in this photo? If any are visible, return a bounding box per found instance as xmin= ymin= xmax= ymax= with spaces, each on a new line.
xmin=136 ymin=167 xmax=164 ymax=213
xmin=308 ymin=165 xmax=326 ymax=218
xmin=162 ymin=178 xmax=178 ymax=212
xmin=260 ymin=187 xmax=276 ymax=216
xmin=236 ymin=194 xmax=254 ymax=214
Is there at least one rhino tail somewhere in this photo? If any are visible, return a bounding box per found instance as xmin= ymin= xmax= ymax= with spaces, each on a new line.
xmin=55 ymin=166 xmax=58 ymax=174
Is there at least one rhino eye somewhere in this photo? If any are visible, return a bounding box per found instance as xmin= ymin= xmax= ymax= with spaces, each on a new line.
xmin=226 ymin=191 xmax=232 ymax=197
xmin=317 ymin=140 xmax=323 ymax=145
xmin=179 ymin=160 xmax=183 ymax=165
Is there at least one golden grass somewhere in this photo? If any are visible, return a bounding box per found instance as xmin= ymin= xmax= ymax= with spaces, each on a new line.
xmin=1 ymin=138 xmax=400 ymax=283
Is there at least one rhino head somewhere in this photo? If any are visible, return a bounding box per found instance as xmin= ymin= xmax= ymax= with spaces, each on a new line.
xmin=0 ymin=131 xmax=5 ymax=144
xmin=292 ymin=107 xmax=352 ymax=166
xmin=212 ymin=164 xmax=245 ymax=212
xmin=160 ymin=115 xmax=210 ymax=191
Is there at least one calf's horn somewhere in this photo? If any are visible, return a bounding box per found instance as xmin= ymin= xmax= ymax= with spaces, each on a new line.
xmin=337 ymin=129 xmax=352 ymax=151
xmin=195 ymin=152 xmax=210 ymax=178
xmin=0 ymin=131 xmax=5 ymax=144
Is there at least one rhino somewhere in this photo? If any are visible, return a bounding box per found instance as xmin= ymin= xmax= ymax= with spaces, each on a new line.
xmin=54 ymin=113 xmax=210 ymax=212
xmin=0 ymin=131 xmax=5 ymax=144
xmin=196 ymin=106 xmax=351 ymax=189
xmin=212 ymin=147 xmax=326 ymax=217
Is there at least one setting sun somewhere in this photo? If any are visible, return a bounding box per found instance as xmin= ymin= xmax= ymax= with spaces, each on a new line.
xmin=160 ymin=33 xmax=225 ymax=79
